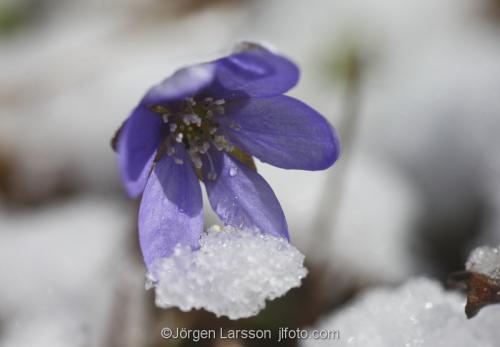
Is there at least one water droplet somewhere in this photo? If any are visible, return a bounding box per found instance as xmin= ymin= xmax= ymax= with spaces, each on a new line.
xmin=229 ymin=167 xmax=238 ymax=176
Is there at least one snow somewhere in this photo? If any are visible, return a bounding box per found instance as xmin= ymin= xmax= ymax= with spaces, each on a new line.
xmin=0 ymin=311 xmax=86 ymax=347
xmin=328 ymin=153 xmax=422 ymax=284
xmin=466 ymin=245 xmax=500 ymax=280
xmin=0 ymin=197 xmax=136 ymax=347
xmin=148 ymin=225 xmax=307 ymax=320
xmin=303 ymin=278 xmax=500 ymax=347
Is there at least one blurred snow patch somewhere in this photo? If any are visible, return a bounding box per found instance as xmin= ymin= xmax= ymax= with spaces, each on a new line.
xmin=0 ymin=197 xmax=132 ymax=347
xmin=330 ymin=153 xmax=422 ymax=283
xmin=0 ymin=311 xmax=85 ymax=347
xmin=466 ymin=245 xmax=500 ymax=280
xmin=148 ymin=225 xmax=307 ymax=320
xmin=303 ymin=278 xmax=500 ymax=347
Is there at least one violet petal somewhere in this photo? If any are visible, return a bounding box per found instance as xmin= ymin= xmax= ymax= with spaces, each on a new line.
xmin=202 ymin=150 xmax=289 ymax=240
xmin=139 ymin=147 xmax=203 ymax=271
xmin=219 ymin=95 xmax=340 ymax=170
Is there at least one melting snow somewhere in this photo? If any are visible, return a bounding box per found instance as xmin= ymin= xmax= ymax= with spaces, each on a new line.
xmin=466 ymin=245 xmax=500 ymax=280
xmin=303 ymin=278 xmax=500 ymax=347
xmin=147 ymin=225 xmax=307 ymax=319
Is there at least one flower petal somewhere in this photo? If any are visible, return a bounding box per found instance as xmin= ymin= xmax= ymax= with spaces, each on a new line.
xmin=202 ymin=151 xmax=289 ymax=240
xmin=219 ymin=95 xmax=341 ymax=170
xmin=210 ymin=50 xmax=299 ymax=99
xmin=141 ymin=63 xmax=215 ymax=106
xmin=139 ymin=147 xmax=203 ymax=271
xmin=117 ymin=105 xmax=164 ymax=197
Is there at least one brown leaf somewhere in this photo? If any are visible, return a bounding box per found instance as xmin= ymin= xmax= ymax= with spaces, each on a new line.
xmin=448 ymin=271 xmax=500 ymax=318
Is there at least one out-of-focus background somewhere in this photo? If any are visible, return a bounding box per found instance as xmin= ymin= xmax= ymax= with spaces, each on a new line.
xmin=1 ymin=0 xmax=500 ymax=346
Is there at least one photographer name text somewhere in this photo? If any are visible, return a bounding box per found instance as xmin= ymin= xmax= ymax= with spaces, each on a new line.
xmin=161 ymin=326 xmax=340 ymax=342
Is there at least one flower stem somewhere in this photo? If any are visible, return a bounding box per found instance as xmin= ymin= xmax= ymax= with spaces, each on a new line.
xmin=312 ymin=45 xmax=364 ymax=261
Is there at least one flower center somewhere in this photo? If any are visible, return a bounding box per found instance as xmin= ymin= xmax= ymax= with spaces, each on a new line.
xmin=150 ymin=97 xmax=233 ymax=179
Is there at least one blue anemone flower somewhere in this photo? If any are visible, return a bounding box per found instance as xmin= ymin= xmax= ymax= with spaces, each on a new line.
xmin=114 ymin=45 xmax=340 ymax=271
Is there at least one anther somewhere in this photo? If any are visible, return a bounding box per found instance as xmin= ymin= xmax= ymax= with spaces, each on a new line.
xmin=150 ymin=105 xmax=170 ymax=114
xmin=229 ymin=122 xmax=241 ymax=131
xmin=166 ymin=147 xmax=176 ymax=156
xmin=191 ymin=155 xmax=203 ymax=169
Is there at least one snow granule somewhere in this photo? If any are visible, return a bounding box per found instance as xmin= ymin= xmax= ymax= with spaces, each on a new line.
xmin=466 ymin=245 xmax=500 ymax=280
xmin=146 ymin=226 xmax=308 ymax=320
xmin=303 ymin=278 xmax=500 ymax=347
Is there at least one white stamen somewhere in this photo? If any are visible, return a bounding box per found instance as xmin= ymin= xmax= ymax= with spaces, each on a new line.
xmin=213 ymin=135 xmax=233 ymax=152
xmin=166 ymin=147 xmax=176 ymax=156
xmin=229 ymin=122 xmax=241 ymax=131
xmin=182 ymin=113 xmax=202 ymax=126
xmin=213 ymin=140 xmax=224 ymax=151
xmin=152 ymin=96 xmax=236 ymax=171
xmin=206 ymin=152 xmax=217 ymax=180
xmin=200 ymin=142 xmax=210 ymax=154
xmin=191 ymin=155 xmax=203 ymax=169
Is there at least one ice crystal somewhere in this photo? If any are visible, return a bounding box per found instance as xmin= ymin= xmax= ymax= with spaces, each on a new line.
xmin=146 ymin=226 xmax=307 ymax=319
xmin=303 ymin=278 xmax=500 ymax=347
xmin=466 ymin=245 xmax=500 ymax=280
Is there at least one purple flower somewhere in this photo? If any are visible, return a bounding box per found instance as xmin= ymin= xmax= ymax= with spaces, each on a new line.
xmin=114 ymin=45 xmax=340 ymax=271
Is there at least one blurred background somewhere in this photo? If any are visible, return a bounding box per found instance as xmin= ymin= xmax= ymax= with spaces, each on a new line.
xmin=1 ymin=0 xmax=500 ymax=346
